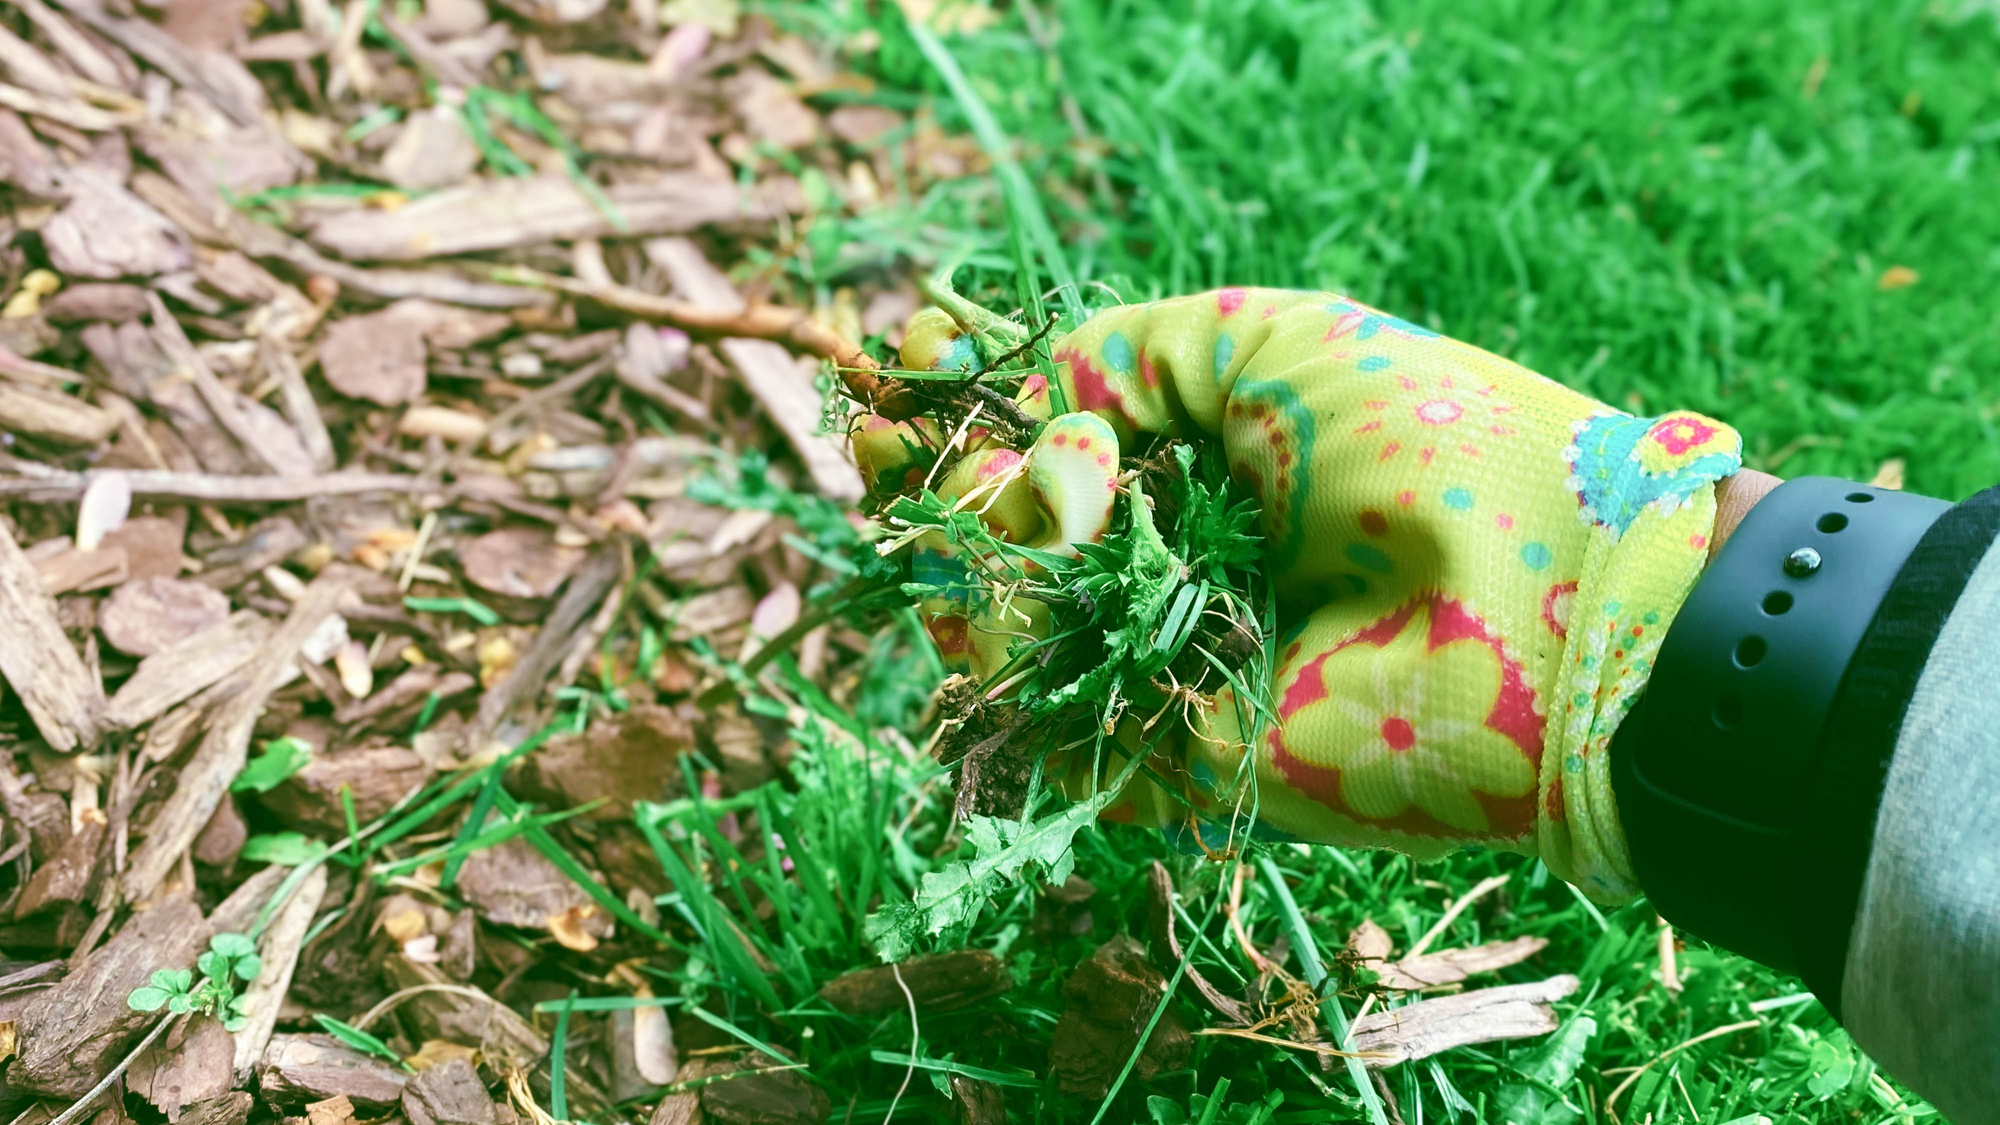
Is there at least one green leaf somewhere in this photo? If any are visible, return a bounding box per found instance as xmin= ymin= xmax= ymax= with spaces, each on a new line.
xmin=126 ymin=987 xmax=171 ymax=1012
xmin=1493 ymin=1015 xmax=1597 ymax=1125
xmin=240 ymin=832 xmax=329 ymax=866
xmin=234 ymin=953 xmax=263 ymax=981
xmin=864 ymin=758 xmax=1142 ymax=961
xmin=232 ymin=737 xmax=313 ymax=794
xmin=151 ymin=968 xmax=193 ymax=994
xmin=1806 ymin=1036 xmax=1861 ymax=1099
xmin=197 ymin=951 xmax=226 ymax=979
xmin=314 ymin=1014 xmax=404 ymax=1065
xmin=210 ymin=932 xmax=257 ymax=958
xmin=222 ymin=1016 xmax=248 ymax=1033
xmin=168 ymin=994 xmax=195 ymax=1014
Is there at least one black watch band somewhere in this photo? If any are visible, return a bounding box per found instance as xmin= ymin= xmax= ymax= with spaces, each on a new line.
xmin=1610 ymin=476 xmax=1950 ymax=981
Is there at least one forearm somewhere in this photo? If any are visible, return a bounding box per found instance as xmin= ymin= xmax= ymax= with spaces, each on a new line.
xmin=1617 ymin=472 xmax=2000 ymax=1123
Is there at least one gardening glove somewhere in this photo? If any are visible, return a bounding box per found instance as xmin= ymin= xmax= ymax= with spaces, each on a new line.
xmin=858 ymin=289 xmax=1740 ymax=901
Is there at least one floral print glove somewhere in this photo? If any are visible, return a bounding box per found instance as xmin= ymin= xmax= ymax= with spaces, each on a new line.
xmin=862 ymin=289 xmax=1740 ymax=901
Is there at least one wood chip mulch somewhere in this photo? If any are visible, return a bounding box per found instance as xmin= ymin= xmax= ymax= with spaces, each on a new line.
xmin=0 ymin=0 xmax=969 ymax=1120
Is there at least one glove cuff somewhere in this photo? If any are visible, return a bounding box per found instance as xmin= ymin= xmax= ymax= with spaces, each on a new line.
xmin=1611 ymin=476 xmax=1951 ymax=984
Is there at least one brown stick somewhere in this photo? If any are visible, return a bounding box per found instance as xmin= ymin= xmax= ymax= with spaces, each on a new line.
xmin=457 ymin=546 xmax=621 ymax=754
xmin=491 ymin=264 xmax=921 ymax=419
xmin=260 ymin=335 xmax=337 ymax=473
xmin=0 ymin=522 xmax=104 ymax=751
xmin=146 ymin=292 xmax=313 ymax=477
xmin=0 ymin=343 xmax=89 ymax=388
xmin=0 ymin=465 xmax=440 ymax=503
xmin=231 ymin=864 xmax=328 ymax=1083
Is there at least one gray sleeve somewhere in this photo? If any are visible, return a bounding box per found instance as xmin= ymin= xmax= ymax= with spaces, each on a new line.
xmin=1841 ymin=539 xmax=2000 ymax=1124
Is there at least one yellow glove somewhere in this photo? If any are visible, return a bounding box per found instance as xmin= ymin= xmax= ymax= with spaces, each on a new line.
xmin=857 ymin=289 xmax=1740 ymax=901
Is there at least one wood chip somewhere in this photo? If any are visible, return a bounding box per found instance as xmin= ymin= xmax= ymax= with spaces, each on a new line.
xmin=511 ymin=703 xmax=693 ymax=818
xmin=305 ymin=1094 xmax=360 ymax=1125
xmin=398 ymin=404 xmax=487 ymax=442
xmin=105 ymin=609 xmax=270 ymax=729
xmin=318 ymin=308 xmax=428 ymax=406
xmin=102 ymin=515 xmax=193 ymax=580
xmin=1347 ymin=917 xmax=1549 ymax=991
xmin=12 ymin=805 xmax=105 ymax=918
xmin=0 ymin=521 xmax=104 ymax=751
xmin=400 ymin=1057 xmax=496 ymax=1125
xmin=739 ymin=580 xmax=799 ymax=662
xmin=259 ymin=1033 xmax=410 ymax=1111
xmin=32 ymin=542 xmax=127 ymax=595
xmin=257 ymin=745 xmax=432 ymax=833
xmin=644 ymin=237 xmax=863 ymax=500
xmin=129 ymin=1010 xmax=237 ymax=1120
xmin=0 ymin=381 xmax=119 ymax=445
xmin=1375 ymin=936 xmax=1549 ymax=991
xmin=818 ymin=951 xmax=1011 ymax=1017
xmin=1348 ymin=974 xmax=1581 ymax=1067
xmin=1049 ymin=935 xmax=1192 ymax=1098
xmin=454 ymin=837 xmax=613 ymax=939
xmin=381 ymin=956 xmax=613 ymax=1114
xmin=308 ymin=172 xmax=782 ymax=262
xmin=39 ymin=282 xmax=152 ymax=324
xmin=698 ymin=1051 xmax=829 ymax=1125
xmin=99 ymin=575 xmax=232 ymax=656
xmin=379 ymin=106 xmax=480 ymax=191
xmin=192 ymin=793 xmax=247 ymax=866
xmin=728 ymin=67 xmax=817 ymax=150
xmin=488 ymin=0 xmax=604 ymax=25
xmin=41 ymin=168 xmax=192 ymax=279
xmin=826 ymin=104 xmax=902 ymax=148
xmin=182 ymin=1092 xmax=254 ymax=1125
xmin=122 ymin=577 xmax=345 ymax=902
xmin=458 ymin=525 xmax=586 ymax=599
xmin=10 ymin=894 xmax=209 ymax=1096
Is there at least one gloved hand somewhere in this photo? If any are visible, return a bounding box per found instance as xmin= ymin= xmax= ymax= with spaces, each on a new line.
xmin=856 ymin=289 xmax=1741 ymax=900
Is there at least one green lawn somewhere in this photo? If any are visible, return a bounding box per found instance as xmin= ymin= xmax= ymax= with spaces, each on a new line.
xmin=720 ymin=0 xmax=2000 ymax=1119
xmin=857 ymin=0 xmax=2000 ymax=501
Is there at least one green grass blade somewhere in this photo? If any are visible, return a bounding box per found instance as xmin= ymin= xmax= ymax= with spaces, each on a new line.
xmin=550 ymin=990 xmax=577 ymax=1121
xmin=1258 ymin=854 xmax=1387 ymax=1125
xmin=903 ymin=16 xmax=1083 ymax=328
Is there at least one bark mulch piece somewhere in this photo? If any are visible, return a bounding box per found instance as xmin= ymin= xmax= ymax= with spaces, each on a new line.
xmin=1048 ymin=936 xmax=1194 ymax=1099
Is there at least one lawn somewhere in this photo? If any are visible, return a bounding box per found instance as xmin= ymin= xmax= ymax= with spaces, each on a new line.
xmin=739 ymin=0 xmax=1999 ymax=1120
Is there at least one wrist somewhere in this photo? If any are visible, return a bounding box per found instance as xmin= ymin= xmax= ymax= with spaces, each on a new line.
xmin=1613 ymin=476 xmax=1954 ymax=981
xmin=1709 ymin=468 xmax=1782 ymax=560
